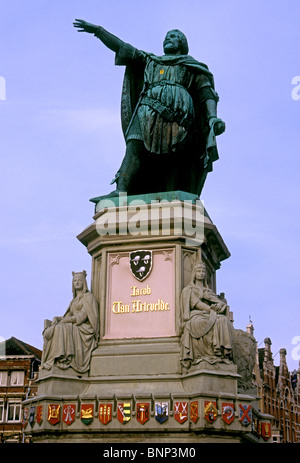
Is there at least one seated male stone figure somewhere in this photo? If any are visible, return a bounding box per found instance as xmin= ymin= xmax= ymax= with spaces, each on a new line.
xmin=41 ymin=271 xmax=99 ymax=375
xmin=73 ymin=19 xmax=225 ymax=197
xmin=180 ymin=262 xmax=233 ymax=368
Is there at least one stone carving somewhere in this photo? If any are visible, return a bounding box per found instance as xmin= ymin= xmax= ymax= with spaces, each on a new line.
xmin=233 ymin=328 xmax=256 ymax=391
xmin=41 ymin=271 xmax=99 ymax=375
xmin=73 ymin=20 xmax=225 ymax=197
xmin=180 ymin=262 xmax=233 ymax=367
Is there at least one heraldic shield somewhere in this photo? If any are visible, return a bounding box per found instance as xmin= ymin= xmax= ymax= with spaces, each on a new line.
xmin=129 ymin=250 xmax=152 ymax=281
xmin=155 ymin=402 xmax=168 ymax=424
xmin=174 ymin=402 xmax=188 ymax=424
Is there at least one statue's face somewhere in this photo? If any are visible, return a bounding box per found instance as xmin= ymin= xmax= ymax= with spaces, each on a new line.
xmin=73 ymin=276 xmax=84 ymax=291
xmin=195 ymin=266 xmax=206 ymax=281
xmin=163 ymin=30 xmax=182 ymax=55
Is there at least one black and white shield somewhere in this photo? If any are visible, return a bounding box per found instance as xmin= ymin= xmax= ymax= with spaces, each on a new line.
xmin=29 ymin=406 xmax=36 ymax=427
xmin=129 ymin=250 xmax=152 ymax=281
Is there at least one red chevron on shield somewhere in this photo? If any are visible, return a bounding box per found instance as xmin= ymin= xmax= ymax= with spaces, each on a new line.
xmin=174 ymin=402 xmax=188 ymax=424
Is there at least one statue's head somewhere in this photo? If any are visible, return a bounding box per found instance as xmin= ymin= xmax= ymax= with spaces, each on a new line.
xmin=163 ymin=29 xmax=189 ymax=55
xmin=72 ymin=270 xmax=88 ymax=296
xmin=191 ymin=262 xmax=207 ymax=284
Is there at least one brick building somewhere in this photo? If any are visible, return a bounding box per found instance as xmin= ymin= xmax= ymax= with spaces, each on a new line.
xmin=253 ymin=335 xmax=300 ymax=443
xmin=0 ymin=337 xmax=42 ymax=443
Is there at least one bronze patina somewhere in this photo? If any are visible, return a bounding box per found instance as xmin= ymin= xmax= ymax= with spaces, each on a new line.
xmin=74 ymin=20 xmax=225 ymax=197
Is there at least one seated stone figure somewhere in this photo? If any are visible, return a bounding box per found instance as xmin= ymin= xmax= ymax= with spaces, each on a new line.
xmin=180 ymin=262 xmax=233 ymax=367
xmin=41 ymin=271 xmax=99 ymax=375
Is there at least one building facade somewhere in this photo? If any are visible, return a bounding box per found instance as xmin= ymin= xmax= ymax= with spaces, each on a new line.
xmin=253 ymin=336 xmax=300 ymax=443
xmin=0 ymin=337 xmax=41 ymax=443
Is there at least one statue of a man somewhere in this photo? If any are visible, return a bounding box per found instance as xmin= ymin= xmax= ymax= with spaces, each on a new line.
xmin=180 ymin=262 xmax=233 ymax=367
xmin=73 ymin=20 xmax=225 ymax=197
xmin=41 ymin=271 xmax=99 ymax=375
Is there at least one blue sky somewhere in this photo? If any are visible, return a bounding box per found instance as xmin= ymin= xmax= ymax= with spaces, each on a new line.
xmin=1 ymin=0 xmax=300 ymax=371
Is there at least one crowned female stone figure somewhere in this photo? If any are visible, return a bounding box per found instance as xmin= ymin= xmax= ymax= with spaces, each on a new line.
xmin=180 ymin=262 xmax=233 ymax=368
xmin=41 ymin=271 xmax=99 ymax=375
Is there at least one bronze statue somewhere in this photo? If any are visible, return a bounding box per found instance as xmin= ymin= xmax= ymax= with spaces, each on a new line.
xmin=74 ymin=20 xmax=225 ymax=197
xmin=180 ymin=262 xmax=233 ymax=367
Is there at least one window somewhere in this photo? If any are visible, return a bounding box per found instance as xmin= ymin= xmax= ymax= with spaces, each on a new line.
xmin=10 ymin=370 xmax=24 ymax=386
xmin=0 ymin=400 xmax=4 ymax=421
xmin=7 ymin=401 xmax=21 ymax=422
xmin=0 ymin=371 xmax=8 ymax=386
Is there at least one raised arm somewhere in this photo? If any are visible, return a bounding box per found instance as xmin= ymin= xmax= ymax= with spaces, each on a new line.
xmin=73 ymin=19 xmax=123 ymax=53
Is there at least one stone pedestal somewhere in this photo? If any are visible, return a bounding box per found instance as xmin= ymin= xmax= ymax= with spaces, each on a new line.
xmin=23 ymin=192 xmax=272 ymax=443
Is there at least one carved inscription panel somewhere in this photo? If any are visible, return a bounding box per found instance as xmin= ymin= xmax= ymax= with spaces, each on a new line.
xmin=104 ymin=248 xmax=175 ymax=339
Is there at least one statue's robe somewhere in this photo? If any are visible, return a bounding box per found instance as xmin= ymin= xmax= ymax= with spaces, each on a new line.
xmin=180 ymin=284 xmax=233 ymax=365
xmin=41 ymin=290 xmax=98 ymax=374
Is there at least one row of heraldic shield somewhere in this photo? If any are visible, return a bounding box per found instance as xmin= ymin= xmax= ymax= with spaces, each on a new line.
xmin=22 ymin=401 xmax=271 ymax=440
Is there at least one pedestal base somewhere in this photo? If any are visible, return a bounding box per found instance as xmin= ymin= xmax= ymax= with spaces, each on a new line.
xmin=23 ymin=194 xmax=272 ymax=443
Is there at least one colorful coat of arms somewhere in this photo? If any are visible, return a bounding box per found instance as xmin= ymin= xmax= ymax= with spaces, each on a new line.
xmin=136 ymin=403 xmax=150 ymax=424
xmin=204 ymin=401 xmax=218 ymax=423
xmin=22 ymin=407 xmax=28 ymax=427
xmin=190 ymin=401 xmax=199 ymax=423
xmin=155 ymin=402 xmax=168 ymax=424
xmin=117 ymin=402 xmax=131 ymax=424
xmin=29 ymin=406 xmax=36 ymax=427
xmin=253 ymin=417 xmax=261 ymax=437
xmin=47 ymin=404 xmax=61 ymax=425
xmin=63 ymin=404 xmax=76 ymax=426
xmin=261 ymin=422 xmax=272 ymax=441
xmin=222 ymin=402 xmax=235 ymax=425
xmin=174 ymin=402 xmax=188 ymax=424
xmin=99 ymin=403 xmax=113 ymax=425
xmin=81 ymin=404 xmax=94 ymax=425
xmin=36 ymin=405 xmax=43 ymax=425
xmin=239 ymin=404 xmax=252 ymax=427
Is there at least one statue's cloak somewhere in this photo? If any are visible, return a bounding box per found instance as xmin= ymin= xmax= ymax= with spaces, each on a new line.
xmin=116 ymin=44 xmax=220 ymax=181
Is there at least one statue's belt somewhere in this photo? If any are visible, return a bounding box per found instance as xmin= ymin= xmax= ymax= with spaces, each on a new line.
xmin=139 ymin=81 xmax=193 ymax=129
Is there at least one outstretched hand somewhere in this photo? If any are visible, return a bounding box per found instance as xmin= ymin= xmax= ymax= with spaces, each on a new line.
xmin=73 ymin=19 xmax=98 ymax=34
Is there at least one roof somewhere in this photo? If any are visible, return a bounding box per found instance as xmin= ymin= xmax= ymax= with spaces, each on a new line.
xmin=0 ymin=337 xmax=42 ymax=359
